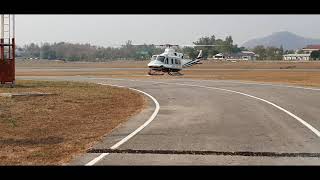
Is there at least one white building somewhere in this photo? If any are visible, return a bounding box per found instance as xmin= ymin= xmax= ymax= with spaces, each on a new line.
xmin=213 ymin=53 xmax=225 ymax=60
xmin=283 ymin=54 xmax=310 ymax=61
xmin=213 ymin=51 xmax=258 ymax=60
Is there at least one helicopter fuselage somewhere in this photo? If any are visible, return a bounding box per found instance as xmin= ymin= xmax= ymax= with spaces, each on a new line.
xmin=147 ymin=46 xmax=203 ymax=76
xmin=147 ymin=48 xmax=185 ymax=72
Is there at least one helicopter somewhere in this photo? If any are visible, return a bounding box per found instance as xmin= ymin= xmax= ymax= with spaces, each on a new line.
xmin=147 ymin=44 xmax=219 ymax=76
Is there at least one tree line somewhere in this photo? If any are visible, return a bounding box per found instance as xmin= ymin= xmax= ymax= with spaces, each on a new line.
xmin=16 ymin=35 xmax=320 ymax=61
xmin=17 ymin=35 xmax=247 ymax=61
xmin=17 ymin=41 xmax=164 ymax=61
xmin=251 ymin=45 xmax=285 ymax=60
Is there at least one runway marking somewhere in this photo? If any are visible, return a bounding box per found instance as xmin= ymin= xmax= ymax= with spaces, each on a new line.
xmin=173 ymin=82 xmax=320 ymax=138
xmin=173 ymin=79 xmax=320 ymax=91
xmin=85 ymin=83 xmax=160 ymax=166
xmin=87 ymin=148 xmax=320 ymax=158
xmin=89 ymin=77 xmax=320 ymax=91
xmin=90 ymin=77 xmax=320 ymax=138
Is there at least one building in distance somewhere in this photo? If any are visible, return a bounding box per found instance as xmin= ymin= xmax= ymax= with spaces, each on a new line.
xmin=283 ymin=44 xmax=320 ymax=61
xmin=213 ymin=51 xmax=258 ymax=61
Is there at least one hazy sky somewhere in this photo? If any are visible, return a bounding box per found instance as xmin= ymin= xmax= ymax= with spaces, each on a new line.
xmin=15 ymin=15 xmax=320 ymax=47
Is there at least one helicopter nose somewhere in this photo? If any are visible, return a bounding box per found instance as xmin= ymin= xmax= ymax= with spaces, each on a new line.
xmin=148 ymin=61 xmax=160 ymax=67
xmin=148 ymin=61 xmax=162 ymax=69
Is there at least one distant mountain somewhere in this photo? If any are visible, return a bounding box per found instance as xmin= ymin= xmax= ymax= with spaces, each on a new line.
xmin=242 ymin=31 xmax=320 ymax=50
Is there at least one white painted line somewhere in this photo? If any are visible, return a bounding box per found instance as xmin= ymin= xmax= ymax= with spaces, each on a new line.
xmin=226 ymin=80 xmax=320 ymax=91
xmin=173 ymin=79 xmax=320 ymax=91
xmin=85 ymin=83 xmax=160 ymax=166
xmin=93 ymin=77 xmax=320 ymax=138
xmin=171 ymin=82 xmax=320 ymax=138
xmin=93 ymin=77 xmax=320 ymax=91
xmin=85 ymin=153 xmax=110 ymax=166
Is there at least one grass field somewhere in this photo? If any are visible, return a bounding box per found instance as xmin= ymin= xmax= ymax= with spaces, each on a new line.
xmin=0 ymin=80 xmax=145 ymax=165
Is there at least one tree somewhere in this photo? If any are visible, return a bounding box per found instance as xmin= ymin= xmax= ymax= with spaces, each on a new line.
xmin=252 ymin=45 xmax=266 ymax=60
xmin=265 ymin=46 xmax=283 ymax=60
xmin=311 ymin=50 xmax=320 ymax=60
xmin=284 ymin=49 xmax=295 ymax=54
xmin=297 ymin=49 xmax=304 ymax=54
xmin=192 ymin=35 xmax=242 ymax=59
xmin=19 ymin=36 xmax=245 ymax=61
xmin=182 ymin=47 xmax=198 ymax=59
xmin=224 ymin=36 xmax=233 ymax=53
xmin=24 ymin=43 xmax=40 ymax=58
xmin=239 ymin=46 xmax=247 ymax=51
xmin=193 ymin=35 xmax=216 ymax=58
xmin=279 ymin=45 xmax=284 ymax=55
xmin=252 ymin=45 xmax=284 ymax=60
xmin=40 ymin=43 xmax=51 ymax=59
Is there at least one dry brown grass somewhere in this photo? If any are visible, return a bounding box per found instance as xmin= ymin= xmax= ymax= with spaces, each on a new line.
xmin=0 ymin=80 xmax=145 ymax=165
xmin=16 ymin=59 xmax=320 ymax=69
xmin=109 ymin=70 xmax=320 ymax=88
xmin=16 ymin=59 xmax=148 ymax=68
xmin=195 ymin=60 xmax=320 ymax=69
xmin=16 ymin=70 xmax=146 ymax=77
xmin=16 ymin=60 xmax=320 ymax=87
xmin=16 ymin=69 xmax=320 ymax=88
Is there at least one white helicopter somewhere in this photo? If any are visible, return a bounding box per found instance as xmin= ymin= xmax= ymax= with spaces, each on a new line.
xmin=147 ymin=44 xmax=219 ymax=76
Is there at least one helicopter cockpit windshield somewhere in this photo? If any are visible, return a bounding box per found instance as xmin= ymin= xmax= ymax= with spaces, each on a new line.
xmin=156 ymin=56 xmax=165 ymax=62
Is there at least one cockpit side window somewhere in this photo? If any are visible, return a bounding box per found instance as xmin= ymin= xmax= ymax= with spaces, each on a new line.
xmin=151 ymin=55 xmax=157 ymax=61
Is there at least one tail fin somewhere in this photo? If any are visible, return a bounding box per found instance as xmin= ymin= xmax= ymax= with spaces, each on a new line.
xmin=196 ymin=50 xmax=203 ymax=59
xmin=182 ymin=50 xmax=204 ymax=68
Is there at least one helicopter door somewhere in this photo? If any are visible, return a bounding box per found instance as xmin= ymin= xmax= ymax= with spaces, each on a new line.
xmin=165 ymin=58 xmax=168 ymax=64
xmin=178 ymin=59 xmax=181 ymax=67
xmin=174 ymin=59 xmax=179 ymax=68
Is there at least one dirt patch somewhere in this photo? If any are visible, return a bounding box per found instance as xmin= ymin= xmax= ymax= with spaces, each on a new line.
xmin=0 ymin=80 xmax=146 ymax=165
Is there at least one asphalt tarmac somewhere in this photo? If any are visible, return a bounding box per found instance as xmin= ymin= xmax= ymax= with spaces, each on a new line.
xmin=17 ymin=76 xmax=320 ymax=165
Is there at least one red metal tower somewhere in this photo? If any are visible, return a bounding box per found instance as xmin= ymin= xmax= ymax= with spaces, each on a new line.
xmin=0 ymin=14 xmax=15 ymax=85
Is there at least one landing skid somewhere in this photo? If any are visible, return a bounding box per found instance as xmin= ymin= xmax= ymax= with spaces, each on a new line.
xmin=148 ymin=69 xmax=183 ymax=76
xmin=148 ymin=69 xmax=165 ymax=75
xmin=168 ymin=71 xmax=183 ymax=76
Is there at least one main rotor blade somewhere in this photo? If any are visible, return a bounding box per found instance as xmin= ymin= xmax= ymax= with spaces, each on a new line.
xmin=180 ymin=44 xmax=225 ymax=47
xmin=108 ymin=44 xmax=225 ymax=48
